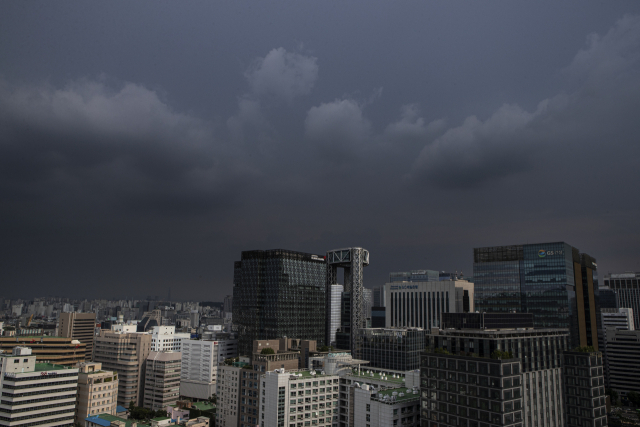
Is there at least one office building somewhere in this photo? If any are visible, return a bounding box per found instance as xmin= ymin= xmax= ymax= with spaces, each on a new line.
xmin=150 ymin=325 xmax=190 ymax=352
xmin=328 ymin=284 xmax=344 ymax=346
xmin=372 ymin=286 xmax=386 ymax=307
xmin=473 ymin=242 xmax=600 ymax=349
xmin=181 ymin=339 xmax=237 ymax=400
xmin=425 ymin=327 xmax=569 ymax=427
xmin=603 ymin=272 xmax=640 ymax=330
xmin=326 ymin=247 xmax=370 ymax=352
xmin=224 ymin=295 xmax=233 ymax=315
xmin=421 ymin=351 xmax=524 ymax=427
xmin=355 ymin=328 xmax=425 ymax=371
xmin=233 ymin=249 xmax=327 ymax=355
xmin=390 ymin=270 xmax=440 ymax=282
xmin=75 ymin=362 xmax=119 ymax=424
xmin=442 ymin=312 xmax=534 ymax=330
xmin=0 ymin=336 xmax=86 ymax=365
xmin=0 ymin=347 xmax=79 ymax=427
xmin=562 ymin=350 xmax=607 ymax=427
xmin=218 ymin=364 xmax=242 ymax=427
xmin=259 ymin=369 xmax=340 ymax=427
xmin=601 ymin=308 xmax=634 ymax=332
xmin=386 ymin=279 xmax=474 ymax=329
xmin=371 ymin=307 xmax=386 ymax=328
xmin=93 ymin=330 xmax=152 ymax=406
xmin=143 ymin=351 xmax=182 ymax=410
xmin=137 ymin=309 xmax=162 ymax=332
xmin=338 ymin=369 xmax=421 ymax=427
xmin=603 ymin=329 xmax=640 ymax=398
xmin=598 ymin=287 xmax=619 ymax=310
xmin=59 ymin=312 xmax=97 ymax=358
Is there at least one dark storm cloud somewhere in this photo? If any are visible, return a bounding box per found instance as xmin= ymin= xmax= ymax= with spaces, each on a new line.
xmin=1 ymin=3 xmax=640 ymax=298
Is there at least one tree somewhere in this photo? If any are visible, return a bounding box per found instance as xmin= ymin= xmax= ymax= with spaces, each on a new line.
xmin=627 ymin=391 xmax=640 ymax=407
xmin=209 ymin=393 xmax=218 ymax=405
xmin=490 ymin=350 xmax=514 ymax=360
xmin=261 ymin=347 xmax=275 ymax=355
xmin=606 ymin=388 xmax=619 ymax=406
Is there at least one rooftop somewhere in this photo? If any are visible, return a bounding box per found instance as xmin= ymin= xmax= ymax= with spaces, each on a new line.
xmin=191 ymin=401 xmax=215 ymax=411
xmin=34 ymin=362 xmax=77 ymax=372
xmin=375 ymin=387 xmax=420 ymax=403
xmin=86 ymin=414 xmax=149 ymax=427
xmin=347 ymin=370 xmax=405 ymax=384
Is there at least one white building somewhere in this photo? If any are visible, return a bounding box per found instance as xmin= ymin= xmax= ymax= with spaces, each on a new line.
xmin=217 ymin=365 xmax=241 ymax=427
xmin=181 ymin=339 xmax=237 ymax=400
xmin=0 ymin=347 xmax=79 ymax=427
xmin=385 ymin=279 xmax=474 ymax=329
xmin=150 ymin=325 xmax=190 ymax=352
xmin=260 ymin=369 xmax=340 ymax=427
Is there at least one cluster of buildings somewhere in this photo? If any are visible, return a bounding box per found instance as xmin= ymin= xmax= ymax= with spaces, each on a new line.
xmin=1 ymin=241 xmax=639 ymax=427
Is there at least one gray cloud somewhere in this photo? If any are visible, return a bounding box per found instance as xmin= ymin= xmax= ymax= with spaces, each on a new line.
xmin=245 ymin=48 xmax=318 ymax=103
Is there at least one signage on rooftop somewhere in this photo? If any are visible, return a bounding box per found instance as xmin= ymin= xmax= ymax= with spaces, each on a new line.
xmin=390 ymin=285 xmax=418 ymax=290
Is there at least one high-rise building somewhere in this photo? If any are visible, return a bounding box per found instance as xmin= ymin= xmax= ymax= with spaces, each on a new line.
xmin=181 ymin=339 xmax=237 ymax=400
xmin=363 ymin=288 xmax=373 ymax=326
xmin=328 ymin=284 xmax=344 ymax=346
xmin=233 ymin=249 xmax=327 ymax=355
xmin=603 ymin=329 xmax=640 ymax=398
xmin=137 ymin=309 xmax=162 ymax=332
xmin=372 ymin=286 xmax=386 ymax=307
xmin=390 ymin=270 xmax=440 ymax=282
xmin=223 ymin=295 xmax=233 ymax=314
xmin=217 ymin=364 xmax=242 ymax=427
xmin=601 ymin=308 xmax=635 ymax=332
xmin=58 ymin=312 xmax=97 ymax=358
xmin=442 ymin=312 xmax=534 ymax=330
xmin=603 ymin=272 xmax=640 ymax=330
xmin=0 ymin=347 xmax=79 ymax=427
xmin=562 ymin=349 xmax=607 ymax=427
xmin=355 ymin=328 xmax=424 ymax=371
xmin=473 ymin=242 xmax=599 ymax=349
xmin=386 ymin=279 xmax=474 ymax=329
xmin=75 ymin=362 xmax=119 ymax=424
xmin=371 ymin=306 xmax=386 ymax=328
xmin=93 ymin=330 xmax=152 ymax=406
xmin=0 ymin=336 xmax=86 ymax=365
xmin=326 ymin=247 xmax=370 ymax=352
xmin=425 ymin=327 xmax=569 ymax=427
xmin=259 ymin=369 xmax=340 ymax=427
xmin=143 ymin=351 xmax=182 ymax=410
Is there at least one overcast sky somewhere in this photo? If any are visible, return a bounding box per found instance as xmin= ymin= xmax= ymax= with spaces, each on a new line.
xmin=2 ymin=1 xmax=640 ymax=300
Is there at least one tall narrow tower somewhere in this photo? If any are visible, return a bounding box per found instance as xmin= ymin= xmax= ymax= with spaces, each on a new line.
xmin=326 ymin=247 xmax=369 ymax=352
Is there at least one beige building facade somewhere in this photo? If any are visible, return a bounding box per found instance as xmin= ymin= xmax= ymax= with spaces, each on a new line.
xmin=143 ymin=351 xmax=182 ymax=410
xmin=59 ymin=312 xmax=97 ymax=358
xmin=76 ymin=362 xmax=119 ymax=424
xmin=93 ymin=330 xmax=151 ymax=407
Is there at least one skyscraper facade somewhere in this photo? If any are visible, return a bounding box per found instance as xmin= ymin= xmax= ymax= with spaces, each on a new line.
xmin=233 ymin=249 xmax=327 ymax=355
xmin=328 ymin=284 xmax=344 ymax=346
xmin=473 ymin=242 xmax=599 ymax=349
xmin=326 ymin=247 xmax=369 ymax=352
xmin=603 ymin=272 xmax=640 ymax=330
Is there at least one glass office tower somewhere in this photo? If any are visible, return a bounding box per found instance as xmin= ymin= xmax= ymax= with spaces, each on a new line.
xmin=232 ymin=249 xmax=327 ymax=355
xmin=473 ymin=242 xmax=600 ymax=349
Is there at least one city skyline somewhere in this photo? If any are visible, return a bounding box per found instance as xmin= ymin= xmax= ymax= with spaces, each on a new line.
xmin=1 ymin=2 xmax=640 ymax=300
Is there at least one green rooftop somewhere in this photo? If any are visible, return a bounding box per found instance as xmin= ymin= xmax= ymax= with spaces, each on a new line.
xmin=151 ymin=416 xmax=170 ymax=421
xmin=89 ymin=414 xmax=149 ymax=427
xmin=376 ymin=387 xmax=420 ymax=402
xmin=34 ymin=362 xmax=75 ymax=372
xmin=348 ymin=370 xmax=404 ymax=384
xmin=191 ymin=401 xmax=215 ymax=411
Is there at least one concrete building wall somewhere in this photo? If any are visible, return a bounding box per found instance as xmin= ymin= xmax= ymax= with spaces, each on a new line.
xmin=217 ymin=365 xmax=241 ymax=427
xmin=144 ymin=351 xmax=182 ymax=411
xmin=59 ymin=312 xmax=97 ymax=358
xmin=76 ymin=362 xmax=119 ymax=424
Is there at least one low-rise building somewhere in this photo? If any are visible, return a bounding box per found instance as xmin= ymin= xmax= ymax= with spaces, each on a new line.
xmin=76 ymin=362 xmax=119 ymax=424
xmin=0 ymin=346 xmax=79 ymax=427
xmin=0 ymin=336 xmax=87 ymax=365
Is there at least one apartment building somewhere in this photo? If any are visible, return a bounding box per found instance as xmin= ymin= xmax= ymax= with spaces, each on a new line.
xmin=75 ymin=362 xmax=119 ymax=424
xmin=144 ymin=351 xmax=182 ymax=411
xmin=0 ymin=347 xmax=79 ymax=427
xmin=93 ymin=330 xmax=152 ymax=406
xmin=59 ymin=312 xmax=97 ymax=358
